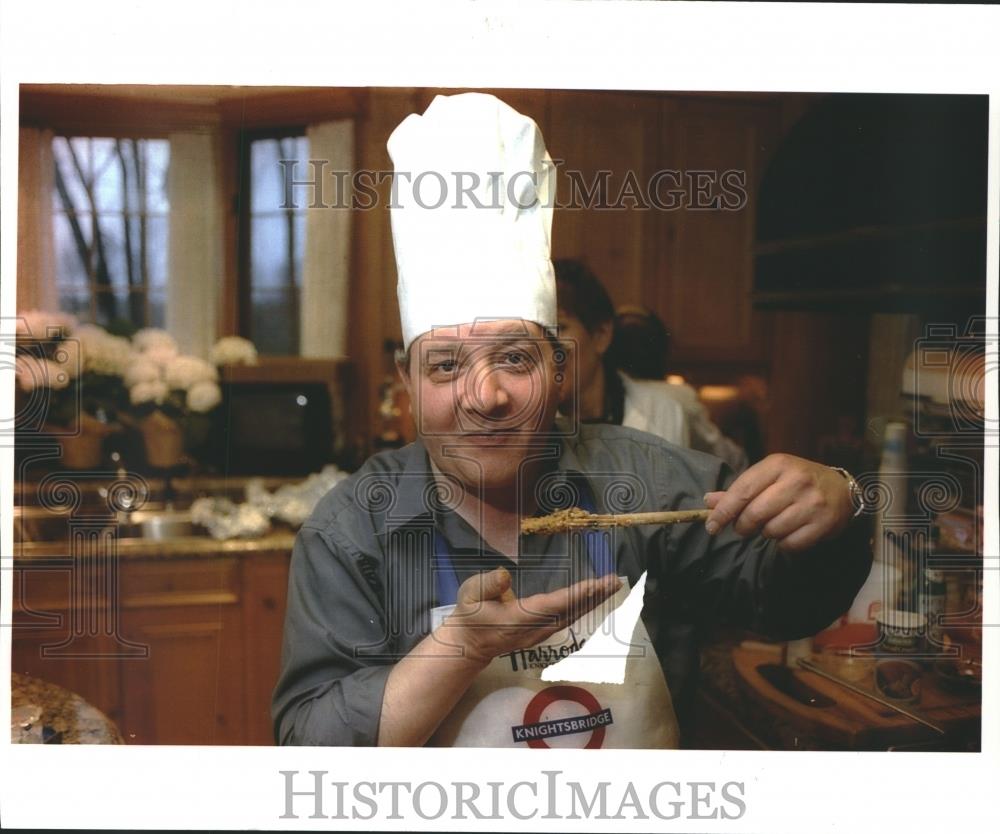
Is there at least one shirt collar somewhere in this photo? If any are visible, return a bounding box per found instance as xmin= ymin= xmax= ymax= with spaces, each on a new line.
xmin=385 ymin=438 xmax=436 ymax=526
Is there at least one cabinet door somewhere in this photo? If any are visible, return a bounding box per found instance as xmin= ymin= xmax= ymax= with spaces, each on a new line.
xmin=11 ymin=561 xmax=124 ymax=731
xmin=241 ymin=553 xmax=291 ymax=745
xmin=118 ymin=558 xmax=246 ymax=745
xmin=547 ymin=90 xmax=660 ymax=305
xmin=656 ymin=100 xmax=776 ymax=365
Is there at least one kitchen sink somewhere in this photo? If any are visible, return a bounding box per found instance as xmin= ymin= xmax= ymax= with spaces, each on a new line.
xmin=113 ymin=510 xmax=199 ymax=540
xmin=13 ymin=506 xmax=204 ymax=543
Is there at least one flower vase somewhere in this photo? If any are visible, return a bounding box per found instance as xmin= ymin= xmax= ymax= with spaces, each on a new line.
xmin=60 ymin=413 xmax=113 ymax=470
xmin=139 ymin=411 xmax=185 ymax=469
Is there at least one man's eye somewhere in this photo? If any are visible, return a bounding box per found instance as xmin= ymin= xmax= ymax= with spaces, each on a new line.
xmin=502 ymin=350 xmax=534 ymax=369
xmin=431 ymin=360 xmax=457 ymax=375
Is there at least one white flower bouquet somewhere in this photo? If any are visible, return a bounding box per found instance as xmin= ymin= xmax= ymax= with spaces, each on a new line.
xmin=13 ymin=310 xmax=130 ymax=430
xmin=15 ymin=314 xmax=259 ymax=469
xmin=123 ymin=330 xmax=226 ymax=467
xmin=123 ymin=329 xmax=222 ymax=415
xmin=210 ymin=336 xmax=258 ymax=367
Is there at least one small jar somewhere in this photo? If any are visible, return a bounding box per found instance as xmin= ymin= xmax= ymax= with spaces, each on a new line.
xmin=920 ymin=569 xmax=947 ymax=646
xmin=877 ymin=608 xmax=926 ymax=655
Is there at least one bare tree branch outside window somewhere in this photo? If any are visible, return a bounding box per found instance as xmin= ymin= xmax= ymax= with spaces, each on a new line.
xmin=52 ymin=137 xmax=169 ymax=333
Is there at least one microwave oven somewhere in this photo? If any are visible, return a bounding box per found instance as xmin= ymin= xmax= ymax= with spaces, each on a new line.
xmin=208 ymin=359 xmax=351 ymax=476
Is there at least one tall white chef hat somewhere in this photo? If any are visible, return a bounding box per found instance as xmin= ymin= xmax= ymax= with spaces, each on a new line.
xmin=387 ymin=93 xmax=557 ymax=350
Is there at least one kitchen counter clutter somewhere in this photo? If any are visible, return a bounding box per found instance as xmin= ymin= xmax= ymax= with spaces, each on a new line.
xmin=12 ymin=672 xmax=124 ymax=744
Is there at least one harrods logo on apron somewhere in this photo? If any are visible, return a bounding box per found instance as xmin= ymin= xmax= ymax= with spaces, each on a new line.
xmin=426 ymin=509 xmax=680 ymax=749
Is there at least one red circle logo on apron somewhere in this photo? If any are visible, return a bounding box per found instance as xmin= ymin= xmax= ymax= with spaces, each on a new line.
xmin=515 ymin=685 xmax=613 ymax=749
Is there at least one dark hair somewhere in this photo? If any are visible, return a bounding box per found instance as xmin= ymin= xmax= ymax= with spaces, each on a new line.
xmin=553 ymin=258 xmax=615 ymax=333
xmin=606 ymin=306 xmax=671 ymax=380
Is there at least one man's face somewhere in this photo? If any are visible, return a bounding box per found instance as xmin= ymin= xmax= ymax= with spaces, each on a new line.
xmin=398 ymin=319 xmax=564 ymax=492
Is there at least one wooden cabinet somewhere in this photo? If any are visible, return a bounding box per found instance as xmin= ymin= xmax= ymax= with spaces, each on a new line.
xmin=656 ymin=100 xmax=773 ymax=365
xmin=530 ymin=92 xmax=780 ymax=372
xmin=241 ymin=554 xmax=292 ymax=745
xmin=10 ymin=562 xmax=127 ymax=729
xmin=547 ymin=90 xmax=660 ymax=304
xmin=117 ymin=558 xmax=246 ymax=745
xmin=11 ymin=549 xmax=291 ymax=745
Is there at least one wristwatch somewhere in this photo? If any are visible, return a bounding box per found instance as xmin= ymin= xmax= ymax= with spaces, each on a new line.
xmin=830 ymin=466 xmax=865 ymax=518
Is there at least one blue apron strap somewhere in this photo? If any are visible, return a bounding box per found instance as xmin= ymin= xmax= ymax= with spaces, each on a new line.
xmin=577 ymin=482 xmax=615 ymax=579
xmin=431 ymin=476 xmax=615 ymax=606
xmin=433 ymin=530 xmax=462 ymax=607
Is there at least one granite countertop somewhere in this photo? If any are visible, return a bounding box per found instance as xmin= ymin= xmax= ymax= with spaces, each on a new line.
xmin=16 ymin=474 xmax=302 ymax=501
xmin=12 ymin=672 xmax=124 ymax=744
xmin=16 ymin=529 xmax=297 ymax=563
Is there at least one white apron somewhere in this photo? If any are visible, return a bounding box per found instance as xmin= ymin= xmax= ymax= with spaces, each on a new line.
xmin=427 ymin=576 xmax=680 ymax=749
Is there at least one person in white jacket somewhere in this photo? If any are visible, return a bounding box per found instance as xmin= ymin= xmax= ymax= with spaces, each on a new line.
xmin=612 ymin=303 xmax=751 ymax=472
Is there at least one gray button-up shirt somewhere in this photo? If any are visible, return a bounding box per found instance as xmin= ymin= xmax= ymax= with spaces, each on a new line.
xmin=272 ymin=422 xmax=872 ymax=746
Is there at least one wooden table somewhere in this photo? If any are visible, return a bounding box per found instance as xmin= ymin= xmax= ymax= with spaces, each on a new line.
xmin=732 ymin=647 xmax=981 ymax=750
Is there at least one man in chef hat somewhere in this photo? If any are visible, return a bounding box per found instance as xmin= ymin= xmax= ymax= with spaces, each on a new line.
xmin=389 ymin=92 xmax=566 ymax=503
xmin=272 ymin=93 xmax=872 ymax=748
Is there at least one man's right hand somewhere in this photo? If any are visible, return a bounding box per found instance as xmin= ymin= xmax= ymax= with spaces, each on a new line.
xmin=439 ymin=568 xmax=621 ymax=667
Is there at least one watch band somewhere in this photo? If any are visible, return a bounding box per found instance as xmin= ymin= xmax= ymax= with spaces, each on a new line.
xmin=830 ymin=466 xmax=865 ymax=518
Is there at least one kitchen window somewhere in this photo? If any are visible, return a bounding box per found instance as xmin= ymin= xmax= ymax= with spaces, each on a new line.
xmin=52 ymin=136 xmax=170 ymax=331
xmin=238 ymin=131 xmax=310 ymax=356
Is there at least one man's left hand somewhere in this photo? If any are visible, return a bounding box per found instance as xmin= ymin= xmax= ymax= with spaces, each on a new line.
xmin=703 ymin=454 xmax=854 ymax=553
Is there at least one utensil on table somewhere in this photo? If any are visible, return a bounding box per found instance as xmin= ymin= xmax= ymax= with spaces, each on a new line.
xmin=797 ymin=657 xmax=945 ymax=735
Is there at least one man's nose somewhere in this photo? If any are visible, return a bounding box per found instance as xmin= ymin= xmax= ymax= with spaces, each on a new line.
xmin=460 ymin=366 xmax=510 ymax=420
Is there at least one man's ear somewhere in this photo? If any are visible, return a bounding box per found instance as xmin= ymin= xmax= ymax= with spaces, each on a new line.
xmin=551 ymin=339 xmax=570 ymax=401
xmin=593 ymin=319 xmax=613 ymax=357
xmin=395 ymin=350 xmax=413 ymax=398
